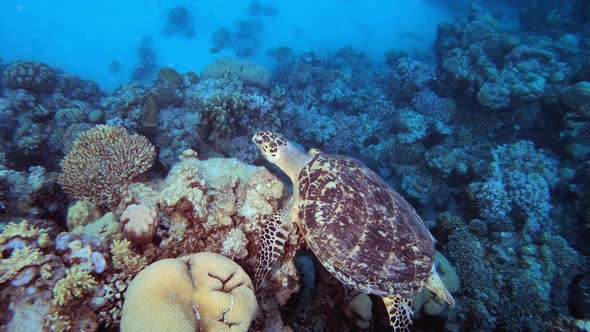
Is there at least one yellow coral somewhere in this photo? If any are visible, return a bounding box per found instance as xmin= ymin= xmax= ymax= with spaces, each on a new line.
xmin=66 ymin=200 xmax=101 ymax=231
xmin=52 ymin=265 xmax=98 ymax=306
xmin=0 ymin=246 xmax=46 ymax=283
xmin=110 ymin=239 xmax=148 ymax=275
xmin=120 ymin=252 xmax=258 ymax=332
xmin=0 ymin=219 xmax=42 ymax=245
xmin=199 ymin=92 xmax=244 ymax=139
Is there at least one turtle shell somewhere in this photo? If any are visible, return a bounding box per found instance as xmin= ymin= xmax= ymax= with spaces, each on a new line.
xmin=296 ymin=153 xmax=435 ymax=297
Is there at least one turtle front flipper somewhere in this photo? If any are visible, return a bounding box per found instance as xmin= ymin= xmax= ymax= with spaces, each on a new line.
xmin=254 ymin=208 xmax=294 ymax=289
xmin=382 ymin=294 xmax=413 ymax=332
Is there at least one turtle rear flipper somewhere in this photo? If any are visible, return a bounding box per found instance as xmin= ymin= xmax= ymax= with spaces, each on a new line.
xmin=426 ymin=269 xmax=455 ymax=307
xmin=383 ymin=294 xmax=413 ymax=332
xmin=254 ymin=208 xmax=293 ymax=289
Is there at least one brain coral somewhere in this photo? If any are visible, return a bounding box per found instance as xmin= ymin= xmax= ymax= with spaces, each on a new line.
xmin=120 ymin=252 xmax=258 ymax=332
xmin=3 ymin=61 xmax=56 ymax=92
xmin=59 ymin=125 xmax=155 ymax=207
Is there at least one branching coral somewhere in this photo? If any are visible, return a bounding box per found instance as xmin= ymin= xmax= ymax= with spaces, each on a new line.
xmin=468 ymin=140 xmax=559 ymax=233
xmin=58 ymin=125 xmax=155 ymax=207
xmin=0 ymin=220 xmax=53 ymax=287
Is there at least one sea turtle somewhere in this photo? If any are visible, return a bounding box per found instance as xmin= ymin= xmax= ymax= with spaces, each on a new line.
xmin=252 ymin=131 xmax=455 ymax=330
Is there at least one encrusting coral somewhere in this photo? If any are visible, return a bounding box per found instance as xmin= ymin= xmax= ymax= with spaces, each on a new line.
xmin=120 ymin=252 xmax=258 ymax=332
xmin=73 ymin=211 xmax=122 ymax=243
xmin=343 ymin=294 xmax=373 ymax=329
xmin=58 ymin=125 xmax=155 ymax=207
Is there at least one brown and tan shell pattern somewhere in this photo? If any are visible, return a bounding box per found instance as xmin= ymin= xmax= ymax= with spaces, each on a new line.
xmin=296 ymin=153 xmax=435 ymax=297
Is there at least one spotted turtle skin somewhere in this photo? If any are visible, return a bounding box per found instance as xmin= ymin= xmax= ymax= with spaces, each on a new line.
xmin=295 ymin=153 xmax=435 ymax=297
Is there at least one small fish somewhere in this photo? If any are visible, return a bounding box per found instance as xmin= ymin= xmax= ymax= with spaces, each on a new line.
xmin=209 ymin=47 xmax=220 ymax=54
xmin=109 ymin=60 xmax=121 ymax=73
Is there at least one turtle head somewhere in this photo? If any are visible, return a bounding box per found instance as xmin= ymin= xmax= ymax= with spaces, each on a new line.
xmin=252 ymin=131 xmax=289 ymax=164
xmin=252 ymin=131 xmax=313 ymax=181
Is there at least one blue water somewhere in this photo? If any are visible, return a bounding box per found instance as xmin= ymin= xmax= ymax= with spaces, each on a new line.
xmin=1 ymin=0 xmax=589 ymax=331
xmin=0 ymin=0 xmax=450 ymax=91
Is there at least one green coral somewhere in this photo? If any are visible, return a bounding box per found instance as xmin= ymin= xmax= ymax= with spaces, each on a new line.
xmin=141 ymin=95 xmax=160 ymax=127
xmin=198 ymin=92 xmax=244 ymax=140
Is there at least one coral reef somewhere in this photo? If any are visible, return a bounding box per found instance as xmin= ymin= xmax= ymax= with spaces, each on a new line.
xmin=1 ymin=2 xmax=589 ymax=330
xmin=201 ymin=58 xmax=271 ymax=90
